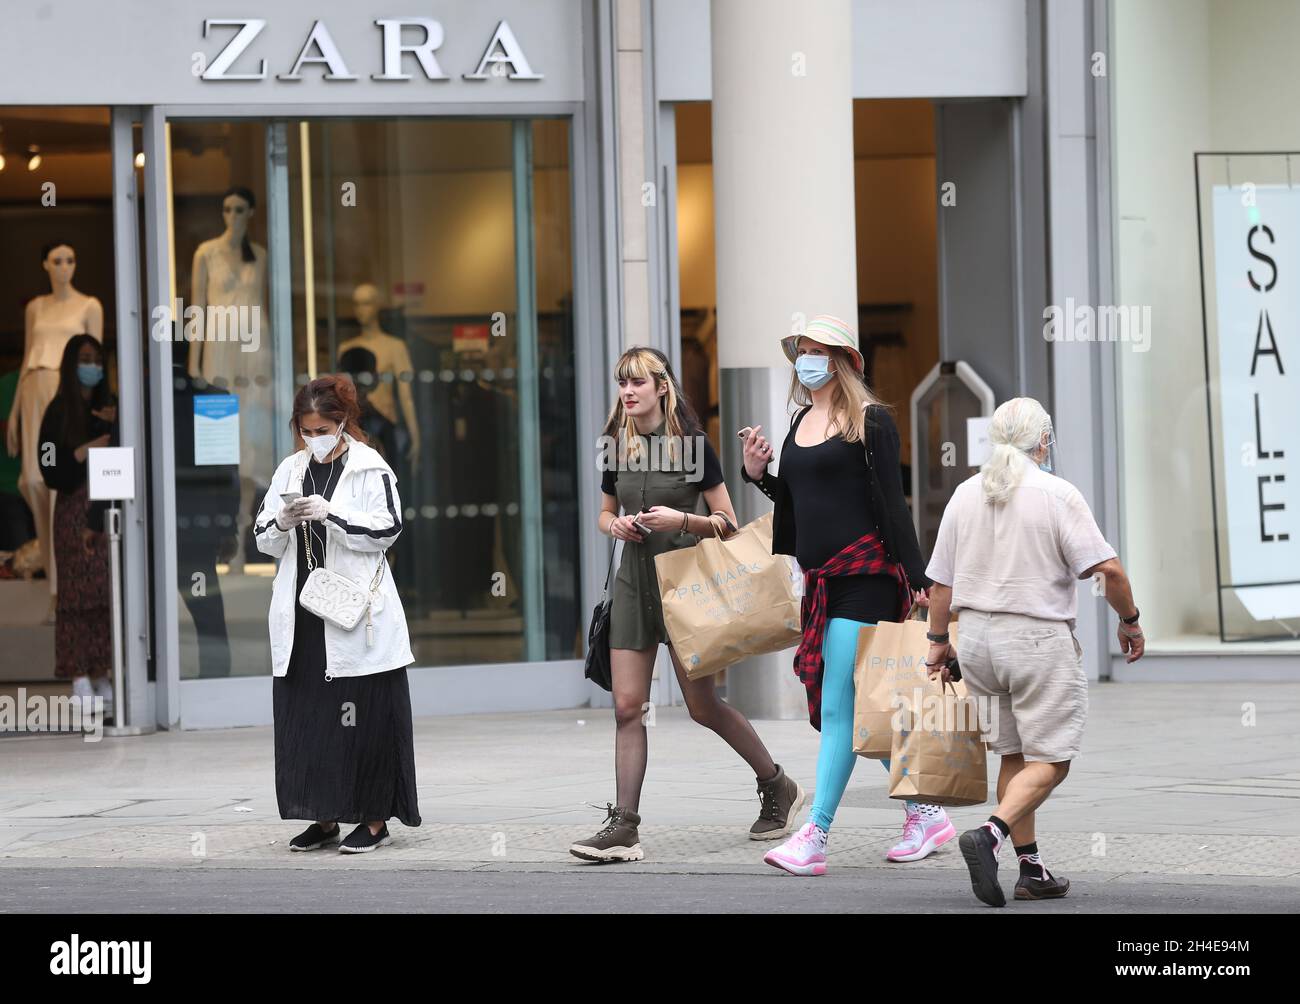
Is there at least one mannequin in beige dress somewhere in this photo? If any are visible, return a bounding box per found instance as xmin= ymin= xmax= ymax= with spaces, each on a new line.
xmin=337 ymin=283 xmax=420 ymax=468
xmin=5 ymin=242 xmax=104 ymax=614
xmin=186 ymin=188 xmax=269 ymax=572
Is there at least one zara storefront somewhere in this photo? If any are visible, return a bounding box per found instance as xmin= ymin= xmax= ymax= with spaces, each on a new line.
xmin=7 ymin=1 xmax=1289 ymax=731
xmin=2 ymin=1 xmax=615 ymax=728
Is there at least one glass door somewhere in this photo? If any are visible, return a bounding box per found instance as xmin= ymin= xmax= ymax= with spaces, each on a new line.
xmin=162 ymin=115 xmax=580 ymax=726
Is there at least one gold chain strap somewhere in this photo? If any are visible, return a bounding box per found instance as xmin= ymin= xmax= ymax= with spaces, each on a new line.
xmin=300 ymin=517 xmax=385 ymax=591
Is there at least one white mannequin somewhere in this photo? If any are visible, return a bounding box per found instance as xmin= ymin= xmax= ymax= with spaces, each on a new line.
xmin=337 ymin=283 xmax=420 ymax=467
xmin=187 ymin=188 xmax=270 ymax=573
xmin=5 ymin=242 xmax=103 ymax=614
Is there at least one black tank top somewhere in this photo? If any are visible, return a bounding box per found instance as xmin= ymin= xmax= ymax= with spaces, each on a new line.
xmin=779 ymin=409 xmax=901 ymax=623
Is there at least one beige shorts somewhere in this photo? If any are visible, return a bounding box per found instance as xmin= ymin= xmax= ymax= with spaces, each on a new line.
xmin=955 ymin=610 xmax=1088 ymax=763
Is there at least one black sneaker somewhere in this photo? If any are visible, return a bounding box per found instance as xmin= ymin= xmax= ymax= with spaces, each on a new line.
xmin=958 ymin=827 xmax=1007 ymax=907
xmin=289 ymin=822 xmax=340 ymax=852
xmin=339 ymin=822 xmax=391 ymax=854
xmin=1015 ymin=870 xmax=1071 ymax=900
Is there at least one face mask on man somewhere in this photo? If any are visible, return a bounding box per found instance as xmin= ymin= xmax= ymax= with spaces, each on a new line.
xmin=302 ymin=432 xmax=339 ymax=462
xmin=795 ymin=354 xmax=834 ymax=390
xmin=77 ymin=363 xmax=104 ymax=388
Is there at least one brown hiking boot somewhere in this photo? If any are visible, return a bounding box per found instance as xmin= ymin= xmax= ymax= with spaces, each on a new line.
xmin=569 ymin=803 xmax=644 ymax=862
xmin=749 ymin=763 xmax=808 ymax=840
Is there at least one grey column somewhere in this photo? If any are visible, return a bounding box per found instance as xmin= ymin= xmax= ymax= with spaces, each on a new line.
xmin=1044 ymin=0 xmax=1113 ymax=682
xmin=711 ymin=0 xmax=858 ymax=719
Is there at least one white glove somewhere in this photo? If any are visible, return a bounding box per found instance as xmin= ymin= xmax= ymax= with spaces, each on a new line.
xmin=275 ymin=505 xmax=307 ymax=530
xmin=291 ymin=494 xmax=331 ymax=523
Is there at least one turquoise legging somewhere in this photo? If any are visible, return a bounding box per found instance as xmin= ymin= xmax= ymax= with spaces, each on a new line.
xmin=809 ymin=616 xmax=902 ymax=832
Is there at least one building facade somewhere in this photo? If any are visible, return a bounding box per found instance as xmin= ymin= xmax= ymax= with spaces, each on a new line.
xmin=0 ymin=0 xmax=1293 ymax=730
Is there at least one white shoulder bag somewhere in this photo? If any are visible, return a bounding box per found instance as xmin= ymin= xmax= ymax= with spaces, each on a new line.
xmin=297 ymin=520 xmax=386 ymax=646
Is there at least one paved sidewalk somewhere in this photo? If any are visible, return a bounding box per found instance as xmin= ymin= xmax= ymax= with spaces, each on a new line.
xmin=1 ymin=682 xmax=1298 ymax=906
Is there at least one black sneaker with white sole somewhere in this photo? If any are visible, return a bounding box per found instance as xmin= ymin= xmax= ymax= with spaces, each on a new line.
xmin=339 ymin=822 xmax=391 ymax=854
xmin=958 ymin=827 xmax=1007 ymax=907
xmin=289 ymin=822 xmax=341 ymax=851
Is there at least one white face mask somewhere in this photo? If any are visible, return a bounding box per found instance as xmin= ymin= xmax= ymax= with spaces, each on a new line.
xmin=302 ymin=432 xmax=339 ymax=462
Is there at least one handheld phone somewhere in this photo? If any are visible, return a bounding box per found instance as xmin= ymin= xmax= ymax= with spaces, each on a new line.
xmin=280 ymin=490 xmax=303 ymax=505
xmin=945 ymin=655 xmax=962 ymax=683
xmin=737 ymin=426 xmax=753 ymax=439
xmin=631 ymin=517 xmax=651 ymax=536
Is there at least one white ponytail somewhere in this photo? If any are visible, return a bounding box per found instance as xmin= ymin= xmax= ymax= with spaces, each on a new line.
xmin=980 ymin=397 xmax=1052 ymax=505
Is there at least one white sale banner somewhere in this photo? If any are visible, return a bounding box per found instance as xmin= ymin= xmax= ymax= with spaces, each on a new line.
xmin=1212 ymin=185 xmax=1298 ymax=591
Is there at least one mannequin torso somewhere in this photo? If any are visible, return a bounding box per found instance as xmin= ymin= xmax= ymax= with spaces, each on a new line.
xmin=23 ymin=291 xmax=103 ymax=373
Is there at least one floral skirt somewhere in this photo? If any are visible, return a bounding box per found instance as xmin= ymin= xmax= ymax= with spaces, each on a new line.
xmin=53 ymin=484 xmax=111 ymax=680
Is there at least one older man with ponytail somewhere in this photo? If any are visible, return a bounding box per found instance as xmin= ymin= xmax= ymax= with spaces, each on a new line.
xmin=922 ymin=398 xmax=1144 ymax=907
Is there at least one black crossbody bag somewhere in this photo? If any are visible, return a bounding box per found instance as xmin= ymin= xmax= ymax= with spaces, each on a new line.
xmin=584 ymin=543 xmax=618 ymax=691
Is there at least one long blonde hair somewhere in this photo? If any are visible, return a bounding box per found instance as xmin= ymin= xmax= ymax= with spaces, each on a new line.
xmin=786 ymin=344 xmax=886 ymax=443
xmin=602 ymin=346 xmax=702 ymax=464
xmin=981 ymin=397 xmax=1052 ymax=504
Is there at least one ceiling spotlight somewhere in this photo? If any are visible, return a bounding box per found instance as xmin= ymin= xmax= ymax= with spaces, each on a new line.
xmin=27 ymin=144 xmax=40 ymax=171
xmin=0 ymin=153 xmax=6 ymax=172
xmin=134 ymin=152 xmax=145 ymax=168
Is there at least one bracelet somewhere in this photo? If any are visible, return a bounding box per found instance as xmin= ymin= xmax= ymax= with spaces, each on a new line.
xmin=681 ymin=511 xmax=689 ymax=532
xmin=926 ymin=631 xmax=950 ymax=643
xmin=1120 ymin=607 xmax=1140 ymax=625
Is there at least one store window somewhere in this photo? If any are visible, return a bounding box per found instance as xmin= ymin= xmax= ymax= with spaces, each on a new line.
xmin=166 ymin=116 xmax=579 ymax=679
xmin=1112 ymin=0 xmax=1300 ymax=646
xmin=0 ymin=107 xmax=115 ymax=684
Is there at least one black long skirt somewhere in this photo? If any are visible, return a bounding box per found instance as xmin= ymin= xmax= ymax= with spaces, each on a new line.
xmin=272 ymin=609 xmax=422 ymax=827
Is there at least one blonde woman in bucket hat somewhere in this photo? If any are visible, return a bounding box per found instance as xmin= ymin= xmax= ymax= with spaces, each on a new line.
xmin=740 ymin=315 xmax=954 ymax=876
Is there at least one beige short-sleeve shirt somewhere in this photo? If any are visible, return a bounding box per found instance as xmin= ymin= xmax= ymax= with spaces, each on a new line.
xmin=925 ymin=464 xmax=1117 ymax=623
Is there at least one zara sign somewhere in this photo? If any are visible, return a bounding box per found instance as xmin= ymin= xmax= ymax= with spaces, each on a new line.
xmin=198 ymin=17 xmax=543 ymax=82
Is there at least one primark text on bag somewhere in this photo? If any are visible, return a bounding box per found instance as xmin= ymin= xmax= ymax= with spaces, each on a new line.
xmin=654 ymin=511 xmax=803 ymax=680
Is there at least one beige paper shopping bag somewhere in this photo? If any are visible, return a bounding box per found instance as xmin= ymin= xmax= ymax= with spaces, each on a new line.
xmin=852 ymin=617 xmax=957 ymax=759
xmin=888 ymin=678 xmax=988 ymax=807
xmin=654 ymin=511 xmax=802 ymax=680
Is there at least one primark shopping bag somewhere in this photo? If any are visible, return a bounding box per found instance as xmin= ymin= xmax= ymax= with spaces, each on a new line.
xmin=852 ymin=614 xmax=956 ymax=759
xmin=654 ymin=511 xmax=802 ymax=680
xmin=888 ymin=678 xmax=988 ymax=807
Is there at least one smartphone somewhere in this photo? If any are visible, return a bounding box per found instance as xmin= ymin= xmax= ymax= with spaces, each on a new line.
xmin=945 ymin=655 xmax=962 ymax=683
xmin=737 ymin=426 xmax=754 ymax=439
xmin=280 ymin=491 xmax=302 ymax=505
xmin=631 ymin=518 xmax=651 ymax=536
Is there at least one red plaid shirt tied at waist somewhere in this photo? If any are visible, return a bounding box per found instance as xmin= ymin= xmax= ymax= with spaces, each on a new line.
xmin=794 ymin=529 xmax=911 ymax=731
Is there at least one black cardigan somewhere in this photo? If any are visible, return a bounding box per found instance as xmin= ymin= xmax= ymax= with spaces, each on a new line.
xmin=39 ymin=395 xmax=118 ymax=530
xmin=741 ymin=404 xmax=932 ymax=590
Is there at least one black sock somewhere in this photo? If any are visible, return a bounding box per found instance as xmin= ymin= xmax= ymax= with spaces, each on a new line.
xmin=1015 ymin=841 xmax=1049 ymax=878
xmin=987 ymin=815 xmax=1011 ymax=840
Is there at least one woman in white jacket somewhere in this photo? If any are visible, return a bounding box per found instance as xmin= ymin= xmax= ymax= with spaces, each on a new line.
xmin=254 ymin=374 xmax=419 ymax=854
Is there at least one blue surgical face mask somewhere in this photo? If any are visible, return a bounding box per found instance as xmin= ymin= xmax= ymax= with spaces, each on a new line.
xmin=795 ymin=354 xmax=834 ymax=390
xmin=77 ymin=363 xmax=104 ymax=388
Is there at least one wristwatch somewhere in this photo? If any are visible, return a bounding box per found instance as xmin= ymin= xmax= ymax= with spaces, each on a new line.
xmin=926 ymin=631 xmax=950 ymax=643
xmin=1120 ymin=607 xmax=1140 ymax=625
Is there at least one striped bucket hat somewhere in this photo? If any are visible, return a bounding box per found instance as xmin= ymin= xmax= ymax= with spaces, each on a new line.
xmin=779 ymin=314 xmax=864 ymax=374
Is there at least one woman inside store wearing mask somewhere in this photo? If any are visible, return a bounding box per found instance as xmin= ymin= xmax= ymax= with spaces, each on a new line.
xmin=739 ymin=315 xmax=949 ymax=876
xmin=38 ymin=334 xmax=115 ymax=713
xmin=254 ymin=374 xmax=419 ymax=854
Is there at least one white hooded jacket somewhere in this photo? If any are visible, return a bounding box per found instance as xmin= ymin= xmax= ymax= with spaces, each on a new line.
xmin=254 ymin=435 xmax=414 ymax=679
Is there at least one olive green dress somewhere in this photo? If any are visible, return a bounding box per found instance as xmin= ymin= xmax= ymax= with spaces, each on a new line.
xmin=603 ymin=422 xmax=725 ymax=651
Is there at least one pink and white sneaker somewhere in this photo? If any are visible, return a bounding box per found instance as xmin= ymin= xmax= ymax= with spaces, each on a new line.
xmin=886 ymin=805 xmax=956 ymax=862
xmin=763 ymin=821 xmax=828 ymax=876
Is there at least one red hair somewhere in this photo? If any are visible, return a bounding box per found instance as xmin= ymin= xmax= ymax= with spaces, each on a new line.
xmin=290 ymin=375 xmax=368 ymax=446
